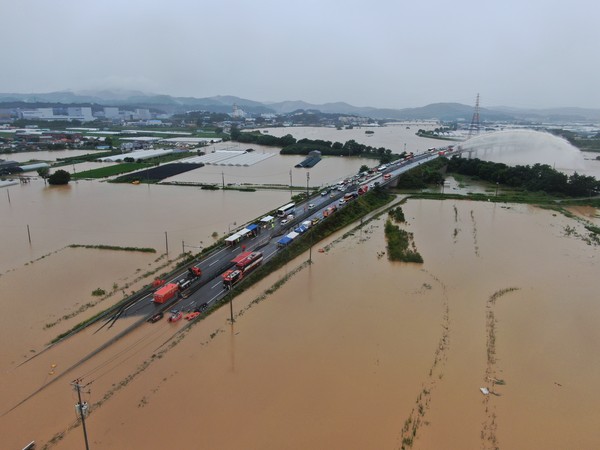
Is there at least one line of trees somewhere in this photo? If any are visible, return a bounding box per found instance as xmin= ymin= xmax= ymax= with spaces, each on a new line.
xmin=230 ymin=127 xmax=402 ymax=163
xmin=447 ymin=156 xmax=600 ymax=197
xmin=395 ymin=157 xmax=446 ymax=189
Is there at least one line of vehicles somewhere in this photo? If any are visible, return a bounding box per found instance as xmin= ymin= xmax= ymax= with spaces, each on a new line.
xmin=144 ymin=146 xmax=455 ymax=325
xmin=148 ymin=251 xmax=265 ymax=323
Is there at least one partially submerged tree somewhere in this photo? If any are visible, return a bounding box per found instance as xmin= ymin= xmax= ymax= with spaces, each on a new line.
xmin=37 ymin=167 xmax=50 ymax=184
xmin=48 ymin=169 xmax=71 ymax=185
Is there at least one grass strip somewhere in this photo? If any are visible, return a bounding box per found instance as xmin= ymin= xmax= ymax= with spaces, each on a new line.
xmin=69 ymin=244 xmax=156 ymax=253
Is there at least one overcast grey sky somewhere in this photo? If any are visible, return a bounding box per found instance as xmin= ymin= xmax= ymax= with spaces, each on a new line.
xmin=2 ymin=0 xmax=599 ymax=109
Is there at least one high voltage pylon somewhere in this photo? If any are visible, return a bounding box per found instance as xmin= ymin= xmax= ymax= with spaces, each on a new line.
xmin=467 ymin=93 xmax=481 ymax=140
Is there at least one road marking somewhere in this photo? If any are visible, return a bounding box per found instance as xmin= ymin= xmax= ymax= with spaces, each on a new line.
xmin=205 ymin=247 xmax=226 ymax=261
xmin=209 ymin=260 xmax=219 ymax=266
xmin=211 ymin=280 xmax=222 ymax=289
xmin=209 ymin=291 xmax=224 ymax=303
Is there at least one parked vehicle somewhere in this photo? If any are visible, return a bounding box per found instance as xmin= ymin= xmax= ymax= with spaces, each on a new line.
xmin=168 ymin=310 xmax=183 ymax=322
xmin=153 ymin=266 xmax=202 ymax=303
xmin=153 ymin=283 xmax=179 ymax=304
xmin=343 ymin=192 xmax=358 ymax=202
xmin=222 ymin=251 xmax=264 ymax=289
xmin=195 ymin=302 xmax=209 ymax=312
xmin=147 ymin=312 xmax=164 ymax=323
xmin=323 ymin=205 xmax=337 ymax=217
xmin=276 ymin=202 xmax=295 ymax=218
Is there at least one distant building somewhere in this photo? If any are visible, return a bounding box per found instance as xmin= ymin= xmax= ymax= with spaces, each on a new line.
xmin=67 ymin=107 xmax=93 ymax=121
xmin=21 ymin=108 xmax=55 ymax=120
xmin=231 ymin=104 xmax=246 ymax=119
xmin=135 ymin=109 xmax=151 ymax=120
xmin=103 ymin=107 xmax=120 ymax=120
xmin=0 ymin=160 xmax=21 ymax=175
xmin=19 ymin=107 xmax=93 ymax=122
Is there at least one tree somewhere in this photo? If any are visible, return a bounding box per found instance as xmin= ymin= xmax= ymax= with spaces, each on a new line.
xmin=105 ymin=136 xmax=114 ymax=148
xmin=37 ymin=167 xmax=50 ymax=184
xmin=229 ymin=126 xmax=241 ymax=140
xmin=48 ymin=169 xmax=71 ymax=185
xmin=358 ymin=165 xmax=370 ymax=174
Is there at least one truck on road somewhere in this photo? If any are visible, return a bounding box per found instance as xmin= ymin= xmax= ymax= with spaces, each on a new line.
xmin=222 ymin=251 xmax=264 ymax=289
xmin=153 ymin=266 xmax=202 ymax=303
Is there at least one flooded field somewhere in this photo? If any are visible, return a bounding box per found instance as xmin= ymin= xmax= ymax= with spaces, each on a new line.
xmin=165 ymin=142 xmax=369 ymax=187
xmin=1 ymin=125 xmax=599 ymax=449
xmin=0 ymin=178 xmax=290 ymax=274
xmin=256 ymin=122 xmax=445 ymax=154
xmin=2 ymin=198 xmax=597 ymax=449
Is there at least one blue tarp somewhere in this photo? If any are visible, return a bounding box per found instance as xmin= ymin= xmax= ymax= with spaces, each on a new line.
xmin=294 ymin=225 xmax=307 ymax=234
xmin=246 ymin=224 xmax=258 ymax=231
xmin=277 ymin=236 xmax=293 ymax=246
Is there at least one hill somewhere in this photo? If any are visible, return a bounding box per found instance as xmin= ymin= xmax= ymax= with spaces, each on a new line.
xmin=1 ymin=90 xmax=599 ymax=122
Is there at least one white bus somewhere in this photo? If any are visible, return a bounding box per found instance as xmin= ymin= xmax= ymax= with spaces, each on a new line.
xmin=276 ymin=202 xmax=295 ymax=217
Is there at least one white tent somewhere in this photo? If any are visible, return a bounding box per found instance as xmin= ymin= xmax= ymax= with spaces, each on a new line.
xmin=225 ymin=233 xmax=241 ymax=244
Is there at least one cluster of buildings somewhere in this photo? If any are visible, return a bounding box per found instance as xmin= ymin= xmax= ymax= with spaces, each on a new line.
xmin=0 ymin=106 xmax=170 ymax=124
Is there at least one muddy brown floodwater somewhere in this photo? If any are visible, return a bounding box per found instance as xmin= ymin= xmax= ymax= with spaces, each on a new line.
xmin=3 ymin=197 xmax=597 ymax=449
xmin=1 ymin=124 xmax=599 ymax=448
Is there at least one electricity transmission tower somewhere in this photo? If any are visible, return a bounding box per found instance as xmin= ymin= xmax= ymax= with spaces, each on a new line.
xmin=467 ymin=93 xmax=481 ymax=140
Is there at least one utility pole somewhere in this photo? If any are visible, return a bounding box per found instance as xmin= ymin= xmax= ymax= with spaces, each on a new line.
xmin=221 ymin=171 xmax=225 ymax=189
xmin=72 ymin=378 xmax=90 ymax=450
xmin=182 ymin=240 xmax=185 ymax=256
xmin=165 ymin=231 xmax=169 ymax=256
xmin=289 ymin=170 xmax=292 ymax=197
xmin=27 ymin=224 xmax=31 ymax=245
xmin=6 ymin=189 xmax=10 ymax=204
xmin=306 ymin=172 xmax=310 ymax=199
xmin=229 ymin=297 xmax=234 ymax=323
xmin=309 ymin=229 xmax=313 ymax=264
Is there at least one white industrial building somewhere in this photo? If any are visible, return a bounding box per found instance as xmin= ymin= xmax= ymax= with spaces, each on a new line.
xmin=20 ymin=107 xmax=94 ymax=122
